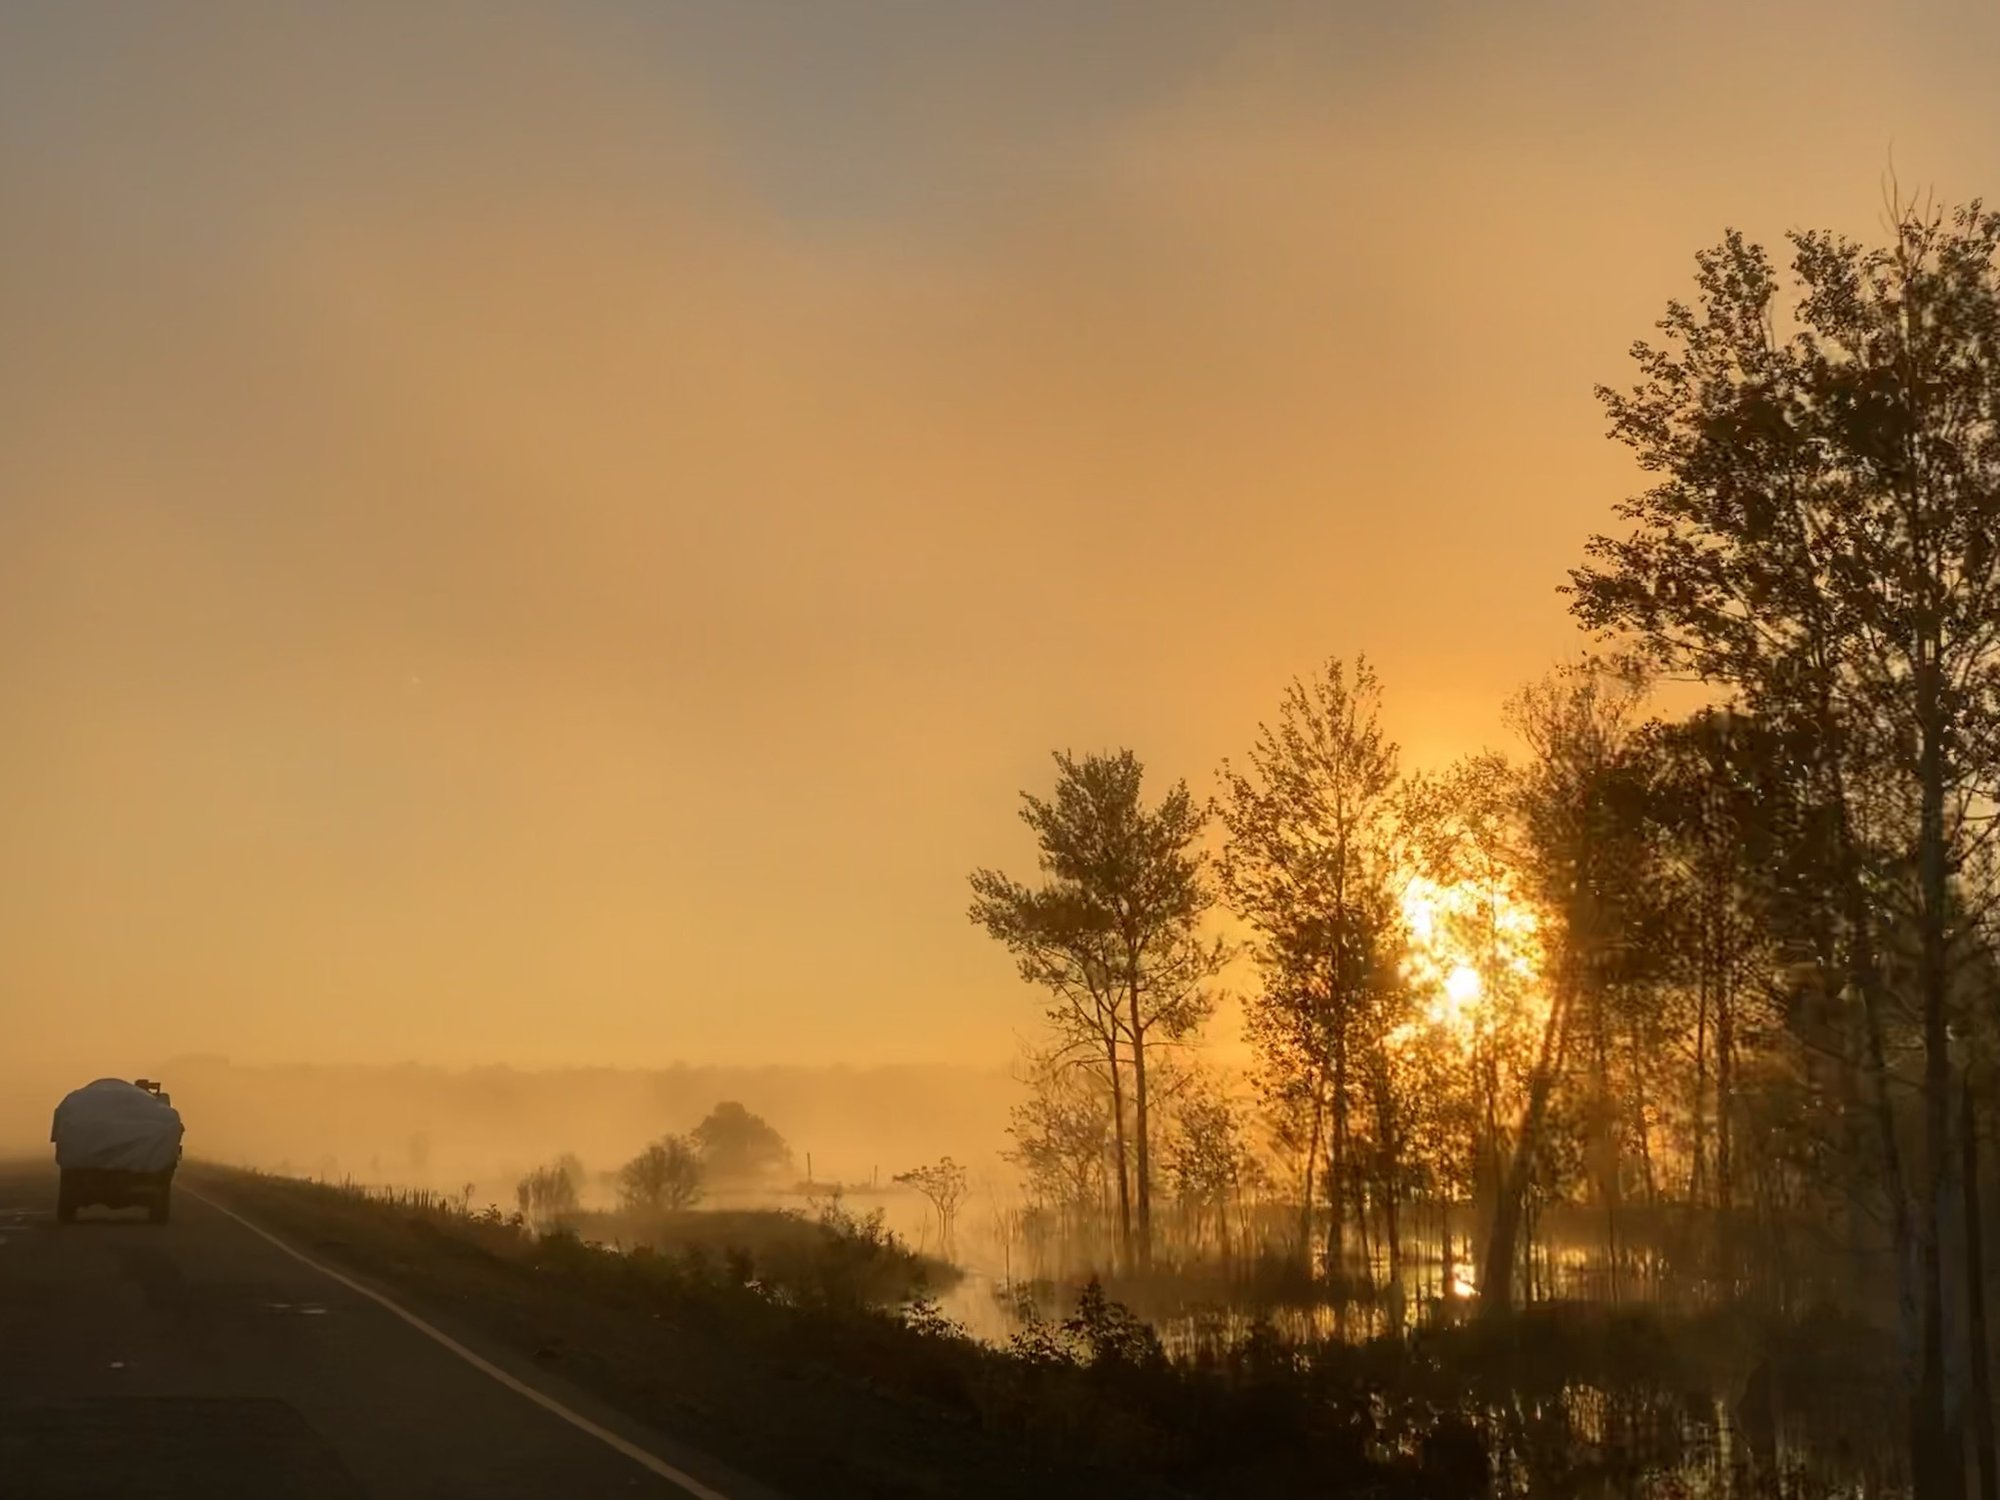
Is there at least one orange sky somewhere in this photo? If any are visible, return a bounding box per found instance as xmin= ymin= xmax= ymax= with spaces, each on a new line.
xmin=3 ymin=1 xmax=1998 ymax=1077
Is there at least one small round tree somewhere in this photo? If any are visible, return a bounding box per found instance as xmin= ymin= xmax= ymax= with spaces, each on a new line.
xmin=618 ymin=1135 xmax=705 ymax=1212
xmin=895 ymin=1157 xmax=969 ymax=1256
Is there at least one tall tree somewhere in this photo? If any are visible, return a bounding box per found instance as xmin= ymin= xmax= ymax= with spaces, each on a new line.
xmin=1407 ymin=751 xmax=1545 ymax=1295
xmin=972 ymin=750 xmax=1224 ymax=1271
xmin=1217 ymin=657 xmax=1409 ymax=1280
xmin=1479 ymin=664 xmax=1645 ymax=1316
xmin=1614 ymin=710 xmax=1792 ymax=1269
xmin=1569 ymin=197 xmax=2000 ymax=1496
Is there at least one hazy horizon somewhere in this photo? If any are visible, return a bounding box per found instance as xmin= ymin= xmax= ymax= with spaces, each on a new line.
xmin=1 ymin=1053 xmax=1024 ymax=1191
xmin=6 ymin=0 xmax=2000 ymax=1086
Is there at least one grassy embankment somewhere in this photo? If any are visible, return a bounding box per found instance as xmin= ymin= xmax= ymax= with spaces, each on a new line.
xmin=188 ymin=1164 xmax=1900 ymax=1500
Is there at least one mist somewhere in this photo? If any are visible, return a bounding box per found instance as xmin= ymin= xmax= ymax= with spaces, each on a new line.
xmin=11 ymin=9 xmax=2000 ymax=1494
xmin=0 ymin=1054 xmax=1012 ymax=1196
xmin=6 ymin=2 xmax=1997 ymax=1084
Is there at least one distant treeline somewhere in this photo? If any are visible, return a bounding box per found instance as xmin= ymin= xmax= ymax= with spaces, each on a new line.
xmin=152 ymin=1054 xmax=1013 ymax=1196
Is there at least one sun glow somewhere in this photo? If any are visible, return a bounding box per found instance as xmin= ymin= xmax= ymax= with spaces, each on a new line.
xmin=1445 ymin=964 xmax=1483 ymax=1005
xmin=1396 ymin=875 xmax=1543 ymax=1052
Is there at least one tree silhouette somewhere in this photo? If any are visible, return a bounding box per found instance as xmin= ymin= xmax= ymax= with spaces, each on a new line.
xmin=971 ymin=749 xmax=1225 ymax=1271
xmin=1165 ymin=1074 xmax=1251 ymax=1265
xmin=1216 ymin=657 xmax=1413 ymax=1281
xmin=691 ymin=1102 xmax=792 ymax=1183
xmin=618 ymin=1135 xmax=704 ymax=1212
xmin=1006 ymin=1048 xmax=1113 ymax=1265
xmin=515 ymin=1152 xmax=583 ymax=1223
xmin=1571 ymin=196 xmax=2000 ymax=1497
xmin=1478 ymin=663 xmax=1645 ymax=1316
xmin=895 ymin=1157 xmax=969 ymax=1256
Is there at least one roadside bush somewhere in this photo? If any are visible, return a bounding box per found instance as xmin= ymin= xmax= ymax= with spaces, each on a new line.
xmin=617 ymin=1135 xmax=704 ymax=1212
xmin=515 ymin=1153 xmax=583 ymax=1223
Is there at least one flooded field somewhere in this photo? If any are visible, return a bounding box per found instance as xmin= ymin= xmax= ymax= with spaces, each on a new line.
xmin=937 ymin=1247 xmax=1910 ymax=1498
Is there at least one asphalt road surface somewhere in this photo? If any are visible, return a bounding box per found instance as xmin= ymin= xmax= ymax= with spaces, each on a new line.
xmin=0 ymin=1162 xmax=771 ymax=1500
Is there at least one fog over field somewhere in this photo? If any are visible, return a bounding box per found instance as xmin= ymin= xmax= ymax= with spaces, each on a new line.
xmin=12 ymin=6 xmax=2000 ymax=1494
xmin=3 ymin=1056 xmax=1018 ymax=1205
xmin=7 ymin=1 xmax=1992 ymax=1094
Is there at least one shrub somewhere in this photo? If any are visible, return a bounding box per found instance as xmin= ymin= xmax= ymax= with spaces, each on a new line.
xmin=618 ymin=1135 xmax=704 ymax=1211
xmin=515 ymin=1153 xmax=583 ymax=1222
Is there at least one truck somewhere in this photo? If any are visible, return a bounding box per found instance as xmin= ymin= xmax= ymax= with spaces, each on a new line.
xmin=51 ymin=1078 xmax=185 ymax=1224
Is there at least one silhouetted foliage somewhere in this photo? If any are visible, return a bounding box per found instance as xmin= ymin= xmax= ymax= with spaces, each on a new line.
xmin=618 ymin=1134 xmax=704 ymax=1211
xmin=689 ymin=1101 xmax=791 ymax=1183
xmin=1571 ymin=193 xmax=2000 ymax=1498
xmin=971 ymin=750 xmax=1227 ymax=1271
xmin=957 ymin=191 xmax=2000 ymax=1500
xmin=1215 ymin=657 xmax=1420 ymax=1291
xmin=514 ymin=1152 xmax=583 ymax=1222
xmin=894 ymin=1156 xmax=969 ymax=1256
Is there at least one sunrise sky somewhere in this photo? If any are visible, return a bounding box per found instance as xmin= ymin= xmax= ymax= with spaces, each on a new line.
xmin=4 ymin=0 xmax=1999 ymax=1079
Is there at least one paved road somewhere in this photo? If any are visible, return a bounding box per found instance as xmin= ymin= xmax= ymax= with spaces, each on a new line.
xmin=0 ymin=1162 xmax=762 ymax=1500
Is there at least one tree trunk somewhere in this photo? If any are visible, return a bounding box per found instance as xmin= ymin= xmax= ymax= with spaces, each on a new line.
xmin=1846 ymin=845 xmax=1918 ymax=1318
xmin=1126 ymin=973 xmax=1154 ymax=1272
xmin=1373 ymin=1058 xmax=1405 ymax=1329
xmin=1353 ymin=1168 xmax=1372 ymax=1290
xmin=1589 ymin=962 xmax=1619 ymax=1302
xmin=1964 ymin=1072 xmax=1996 ymax=1500
xmin=1300 ymin=1080 xmax=1324 ymax=1273
xmin=1717 ymin=954 xmax=1736 ymax=1282
xmin=1704 ymin=791 xmax=1735 ymax=1285
xmin=1105 ymin=1034 xmax=1135 ymax=1273
xmin=1858 ymin=930 xmax=1932 ymax=1482
xmin=1481 ymin=982 xmax=1569 ymax=1319
xmin=1691 ymin=967 xmax=1710 ymax=1210
xmin=1481 ymin=1043 xmax=1503 ymax=1211
xmin=1916 ymin=681 xmax=1959 ymax=1500
xmin=1442 ymin=1196 xmax=1458 ymax=1310
xmin=1383 ymin=1177 xmax=1404 ymax=1330
xmin=1631 ymin=1018 xmax=1658 ymax=1207
xmin=1471 ymin=1038 xmax=1501 ymax=1296
xmin=1326 ymin=1029 xmax=1349 ymax=1279
xmin=1218 ymin=1171 xmax=1234 ymax=1272
xmin=1521 ymin=1195 xmax=1539 ymax=1304
xmin=1830 ymin=949 xmax=1875 ymax=1288
xmin=1605 ymin=1185 xmax=1621 ymax=1304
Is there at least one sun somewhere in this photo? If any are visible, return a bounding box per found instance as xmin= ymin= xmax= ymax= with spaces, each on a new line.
xmin=1396 ymin=874 xmax=1542 ymax=1051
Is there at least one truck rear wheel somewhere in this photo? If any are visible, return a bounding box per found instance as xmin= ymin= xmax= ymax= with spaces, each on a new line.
xmin=56 ymin=1174 xmax=76 ymax=1224
xmin=149 ymin=1186 xmax=171 ymax=1224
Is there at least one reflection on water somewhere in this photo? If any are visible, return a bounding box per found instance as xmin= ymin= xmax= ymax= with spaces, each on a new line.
xmin=857 ymin=1192 xmax=1912 ymax=1498
xmin=941 ymin=1274 xmax=1908 ymax=1500
xmin=1475 ymin=1384 xmax=1898 ymax=1499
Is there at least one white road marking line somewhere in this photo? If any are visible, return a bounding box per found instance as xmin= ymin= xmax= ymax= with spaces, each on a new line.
xmin=183 ymin=1186 xmax=734 ymax=1500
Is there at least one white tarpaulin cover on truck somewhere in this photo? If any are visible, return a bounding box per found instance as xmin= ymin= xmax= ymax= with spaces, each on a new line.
xmin=51 ymin=1079 xmax=184 ymax=1172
